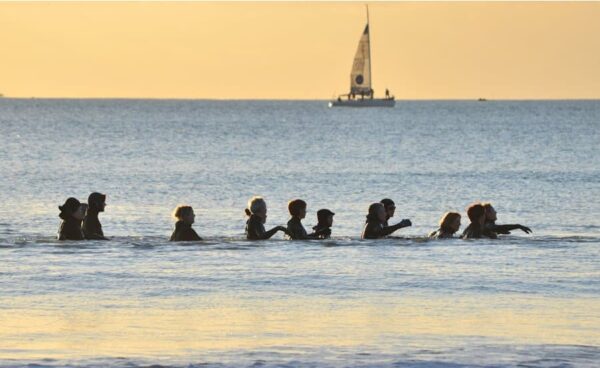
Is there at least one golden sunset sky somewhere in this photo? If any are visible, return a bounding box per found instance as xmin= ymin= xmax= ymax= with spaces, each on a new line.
xmin=1 ymin=2 xmax=599 ymax=99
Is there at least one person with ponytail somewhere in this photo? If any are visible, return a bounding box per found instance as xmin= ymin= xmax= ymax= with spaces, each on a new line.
xmin=170 ymin=205 xmax=203 ymax=241
xmin=245 ymin=196 xmax=288 ymax=240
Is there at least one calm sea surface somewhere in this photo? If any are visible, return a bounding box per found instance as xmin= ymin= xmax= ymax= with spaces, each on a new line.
xmin=0 ymin=99 xmax=599 ymax=367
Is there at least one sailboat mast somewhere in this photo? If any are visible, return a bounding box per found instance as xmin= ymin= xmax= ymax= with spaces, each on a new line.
xmin=366 ymin=5 xmax=373 ymax=96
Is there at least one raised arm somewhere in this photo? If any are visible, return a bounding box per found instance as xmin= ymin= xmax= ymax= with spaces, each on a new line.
xmin=263 ymin=226 xmax=287 ymax=239
xmin=380 ymin=219 xmax=412 ymax=236
xmin=488 ymin=223 xmax=532 ymax=234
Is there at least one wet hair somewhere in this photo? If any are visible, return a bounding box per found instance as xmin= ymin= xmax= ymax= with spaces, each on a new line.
xmin=380 ymin=198 xmax=395 ymax=209
xmin=288 ymin=199 xmax=307 ymax=217
xmin=88 ymin=192 xmax=106 ymax=211
xmin=58 ymin=197 xmax=81 ymax=219
xmin=481 ymin=202 xmax=493 ymax=209
xmin=466 ymin=203 xmax=485 ymax=223
xmin=172 ymin=205 xmax=193 ymax=220
xmin=246 ymin=196 xmax=266 ymax=217
xmin=439 ymin=212 xmax=461 ymax=231
xmin=367 ymin=202 xmax=385 ymax=221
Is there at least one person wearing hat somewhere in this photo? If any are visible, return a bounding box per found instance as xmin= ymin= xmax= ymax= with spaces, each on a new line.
xmin=58 ymin=197 xmax=86 ymax=241
xmin=285 ymin=199 xmax=330 ymax=240
xmin=82 ymin=192 xmax=108 ymax=240
xmin=312 ymin=209 xmax=335 ymax=239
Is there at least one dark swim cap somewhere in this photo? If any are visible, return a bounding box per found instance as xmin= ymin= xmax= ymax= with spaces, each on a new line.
xmin=59 ymin=197 xmax=81 ymax=216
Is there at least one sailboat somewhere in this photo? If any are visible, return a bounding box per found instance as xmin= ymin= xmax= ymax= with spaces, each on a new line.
xmin=329 ymin=6 xmax=395 ymax=108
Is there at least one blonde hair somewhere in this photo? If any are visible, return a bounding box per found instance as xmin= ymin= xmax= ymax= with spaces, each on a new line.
xmin=246 ymin=196 xmax=266 ymax=216
xmin=439 ymin=212 xmax=461 ymax=230
xmin=172 ymin=205 xmax=193 ymax=220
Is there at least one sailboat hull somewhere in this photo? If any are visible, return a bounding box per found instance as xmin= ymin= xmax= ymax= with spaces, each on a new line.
xmin=328 ymin=98 xmax=395 ymax=108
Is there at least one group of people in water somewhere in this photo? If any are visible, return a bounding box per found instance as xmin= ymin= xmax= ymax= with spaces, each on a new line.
xmin=57 ymin=193 xmax=532 ymax=242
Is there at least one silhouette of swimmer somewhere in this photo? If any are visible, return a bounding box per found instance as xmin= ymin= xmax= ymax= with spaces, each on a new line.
xmin=170 ymin=205 xmax=203 ymax=241
xmin=57 ymin=197 xmax=86 ymax=240
xmin=429 ymin=212 xmax=461 ymax=239
xmin=461 ymin=203 xmax=487 ymax=239
xmin=82 ymin=192 xmax=108 ymax=240
xmin=361 ymin=202 xmax=412 ymax=239
xmin=312 ymin=209 xmax=335 ymax=239
xmin=380 ymin=198 xmax=396 ymax=227
xmin=245 ymin=196 xmax=288 ymax=240
xmin=482 ymin=203 xmax=532 ymax=238
xmin=285 ymin=199 xmax=330 ymax=240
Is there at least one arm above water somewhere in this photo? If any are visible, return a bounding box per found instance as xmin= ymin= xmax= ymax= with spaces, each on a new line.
xmin=381 ymin=219 xmax=412 ymax=237
xmin=488 ymin=223 xmax=532 ymax=234
xmin=263 ymin=226 xmax=287 ymax=240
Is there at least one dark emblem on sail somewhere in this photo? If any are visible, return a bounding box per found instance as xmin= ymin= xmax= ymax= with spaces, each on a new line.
xmin=355 ymin=75 xmax=364 ymax=85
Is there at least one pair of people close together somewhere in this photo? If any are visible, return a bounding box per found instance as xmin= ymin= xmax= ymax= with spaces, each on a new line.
xmin=430 ymin=202 xmax=532 ymax=239
xmin=57 ymin=193 xmax=531 ymax=241
xmin=57 ymin=192 xmax=108 ymax=240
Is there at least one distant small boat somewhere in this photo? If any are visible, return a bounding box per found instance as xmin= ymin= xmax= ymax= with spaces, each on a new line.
xmin=478 ymin=98 xmax=487 ymax=102
xmin=329 ymin=6 xmax=395 ymax=108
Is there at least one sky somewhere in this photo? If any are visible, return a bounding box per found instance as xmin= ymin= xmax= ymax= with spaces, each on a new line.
xmin=1 ymin=2 xmax=599 ymax=100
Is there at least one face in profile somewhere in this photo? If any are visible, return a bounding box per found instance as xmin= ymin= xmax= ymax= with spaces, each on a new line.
xmin=327 ymin=215 xmax=334 ymax=227
xmin=298 ymin=206 xmax=307 ymax=219
xmin=184 ymin=210 xmax=195 ymax=225
xmin=257 ymin=207 xmax=267 ymax=223
xmin=451 ymin=216 xmax=461 ymax=233
xmin=386 ymin=205 xmax=395 ymax=219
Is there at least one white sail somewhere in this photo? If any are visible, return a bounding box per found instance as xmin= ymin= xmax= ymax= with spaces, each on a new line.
xmin=350 ymin=24 xmax=372 ymax=95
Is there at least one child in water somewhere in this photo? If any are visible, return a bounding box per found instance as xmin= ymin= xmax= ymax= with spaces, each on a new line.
xmin=429 ymin=212 xmax=461 ymax=239
xmin=361 ymin=202 xmax=412 ymax=239
xmin=285 ymin=199 xmax=330 ymax=240
xmin=245 ymin=196 xmax=288 ymax=240
xmin=170 ymin=205 xmax=203 ymax=241
xmin=57 ymin=197 xmax=87 ymax=240
xmin=312 ymin=209 xmax=335 ymax=239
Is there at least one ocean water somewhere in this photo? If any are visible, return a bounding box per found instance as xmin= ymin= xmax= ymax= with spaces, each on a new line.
xmin=0 ymin=99 xmax=599 ymax=367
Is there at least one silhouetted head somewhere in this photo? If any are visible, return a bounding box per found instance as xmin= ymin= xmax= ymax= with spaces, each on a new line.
xmin=380 ymin=198 xmax=396 ymax=219
xmin=317 ymin=209 xmax=335 ymax=227
xmin=173 ymin=205 xmax=195 ymax=225
xmin=482 ymin=202 xmax=497 ymax=222
xmin=368 ymin=203 xmax=387 ymax=223
xmin=288 ymin=199 xmax=307 ymax=219
xmin=247 ymin=196 xmax=267 ymax=223
xmin=88 ymin=192 xmax=106 ymax=212
xmin=58 ymin=197 xmax=81 ymax=219
xmin=439 ymin=212 xmax=461 ymax=233
xmin=466 ymin=203 xmax=486 ymax=225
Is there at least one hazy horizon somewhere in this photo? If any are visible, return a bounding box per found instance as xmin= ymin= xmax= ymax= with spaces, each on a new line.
xmin=2 ymin=2 xmax=600 ymax=99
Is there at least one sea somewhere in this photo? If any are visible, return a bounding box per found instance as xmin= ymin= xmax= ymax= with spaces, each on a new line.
xmin=0 ymin=99 xmax=599 ymax=367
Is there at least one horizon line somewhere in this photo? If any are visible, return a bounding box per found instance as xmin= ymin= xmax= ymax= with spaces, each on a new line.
xmin=2 ymin=96 xmax=600 ymax=102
